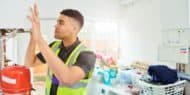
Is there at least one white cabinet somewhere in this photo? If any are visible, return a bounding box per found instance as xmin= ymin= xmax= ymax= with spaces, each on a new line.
xmin=160 ymin=0 xmax=190 ymax=46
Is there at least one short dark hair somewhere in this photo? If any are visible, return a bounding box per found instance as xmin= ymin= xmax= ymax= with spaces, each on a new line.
xmin=60 ymin=9 xmax=84 ymax=28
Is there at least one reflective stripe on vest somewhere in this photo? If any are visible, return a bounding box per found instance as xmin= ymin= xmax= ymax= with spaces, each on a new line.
xmin=45 ymin=41 xmax=90 ymax=95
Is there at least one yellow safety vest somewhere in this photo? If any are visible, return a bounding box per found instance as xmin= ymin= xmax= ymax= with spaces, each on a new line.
xmin=45 ymin=41 xmax=92 ymax=95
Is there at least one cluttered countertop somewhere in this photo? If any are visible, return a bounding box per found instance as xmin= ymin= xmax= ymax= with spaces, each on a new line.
xmin=0 ymin=52 xmax=189 ymax=95
xmin=88 ymin=54 xmax=187 ymax=95
xmin=0 ymin=60 xmax=188 ymax=95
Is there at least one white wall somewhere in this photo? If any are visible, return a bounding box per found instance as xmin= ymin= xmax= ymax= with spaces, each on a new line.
xmin=119 ymin=0 xmax=161 ymax=65
xmin=160 ymin=0 xmax=189 ymax=29
xmin=2 ymin=0 xmax=188 ymax=66
xmin=0 ymin=0 xmax=33 ymax=28
xmin=118 ymin=0 xmax=189 ymax=66
xmin=189 ymin=0 xmax=190 ymax=27
xmin=38 ymin=0 xmax=121 ymax=42
xmin=160 ymin=0 xmax=189 ymax=45
xmin=0 ymin=0 xmax=121 ymax=64
xmin=38 ymin=0 xmax=121 ymax=19
xmin=0 ymin=0 xmax=32 ymax=64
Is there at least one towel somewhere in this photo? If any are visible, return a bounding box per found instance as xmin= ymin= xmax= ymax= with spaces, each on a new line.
xmin=148 ymin=65 xmax=178 ymax=84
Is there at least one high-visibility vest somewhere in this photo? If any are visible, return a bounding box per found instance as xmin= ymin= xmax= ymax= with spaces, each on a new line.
xmin=45 ymin=41 xmax=92 ymax=95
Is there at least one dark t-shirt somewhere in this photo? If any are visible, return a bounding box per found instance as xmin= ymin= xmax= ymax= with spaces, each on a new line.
xmin=36 ymin=39 xmax=96 ymax=77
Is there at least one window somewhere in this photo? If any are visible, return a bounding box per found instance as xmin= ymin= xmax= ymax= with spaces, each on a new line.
xmin=79 ymin=20 xmax=120 ymax=58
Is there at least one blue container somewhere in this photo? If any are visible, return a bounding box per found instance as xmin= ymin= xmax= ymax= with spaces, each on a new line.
xmin=101 ymin=69 xmax=117 ymax=86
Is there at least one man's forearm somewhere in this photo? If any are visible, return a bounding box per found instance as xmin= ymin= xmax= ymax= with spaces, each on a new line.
xmin=24 ymin=39 xmax=36 ymax=67
xmin=37 ymin=38 xmax=71 ymax=84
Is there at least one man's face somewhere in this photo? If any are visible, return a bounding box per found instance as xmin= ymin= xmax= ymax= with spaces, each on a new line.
xmin=54 ymin=15 xmax=77 ymax=39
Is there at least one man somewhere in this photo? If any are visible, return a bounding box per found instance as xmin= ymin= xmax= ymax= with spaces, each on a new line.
xmin=24 ymin=4 xmax=96 ymax=95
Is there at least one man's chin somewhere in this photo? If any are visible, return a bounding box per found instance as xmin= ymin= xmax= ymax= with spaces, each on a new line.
xmin=54 ymin=35 xmax=59 ymax=39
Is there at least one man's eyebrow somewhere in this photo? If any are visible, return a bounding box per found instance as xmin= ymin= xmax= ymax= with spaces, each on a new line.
xmin=57 ymin=19 xmax=64 ymax=22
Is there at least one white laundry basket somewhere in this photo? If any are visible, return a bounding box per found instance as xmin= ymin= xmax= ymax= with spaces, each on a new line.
xmin=138 ymin=80 xmax=186 ymax=95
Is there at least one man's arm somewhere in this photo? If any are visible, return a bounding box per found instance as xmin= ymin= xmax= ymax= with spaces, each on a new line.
xmin=24 ymin=36 xmax=36 ymax=67
xmin=28 ymin=3 xmax=86 ymax=86
xmin=24 ymin=35 xmax=43 ymax=67
xmin=38 ymin=39 xmax=85 ymax=85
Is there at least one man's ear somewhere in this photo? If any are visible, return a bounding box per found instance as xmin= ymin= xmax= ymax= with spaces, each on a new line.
xmin=69 ymin=17 xmax=80 ymax=32
xmin=73 ymin=23 xmax=81 ymax=33
xmin=73 ymin=25 xmax=78 ymax=31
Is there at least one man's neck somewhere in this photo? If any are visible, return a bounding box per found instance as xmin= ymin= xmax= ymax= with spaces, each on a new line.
xmin=62 ymin=37 xmax=77 ymax=48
